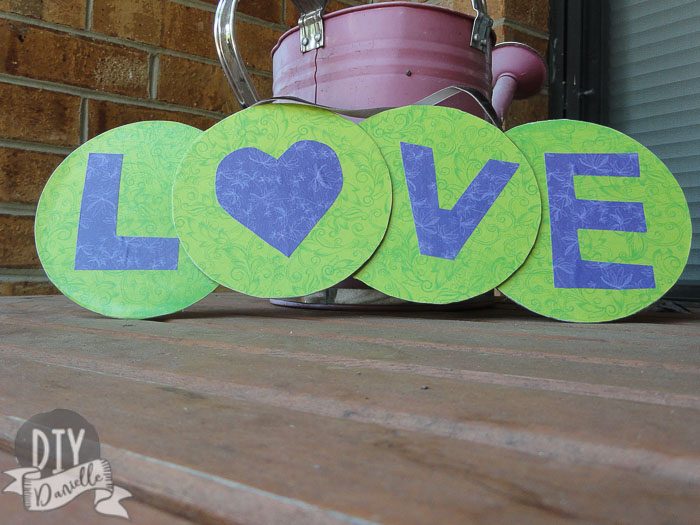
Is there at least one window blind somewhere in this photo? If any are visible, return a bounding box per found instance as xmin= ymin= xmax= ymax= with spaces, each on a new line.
xmin=607 ymin=0 xmax=700 ymax=286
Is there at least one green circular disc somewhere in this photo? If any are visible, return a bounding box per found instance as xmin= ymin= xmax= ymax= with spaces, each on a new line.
xmin=173 ymin=104 xmax=392 ymax=298
xmin=499 ymin=120 xmax=692 ymax=323
xmin=35 ymin=121 xmax=218 ymax=319
xmin=355 ymin=105 xmax=541 ymax=304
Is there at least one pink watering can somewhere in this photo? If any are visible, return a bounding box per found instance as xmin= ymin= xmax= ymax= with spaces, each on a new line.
xmin=214 ymin=0 xmax=546 ymax=126
xmin=214 ymin=0 xmax=547 ymax=308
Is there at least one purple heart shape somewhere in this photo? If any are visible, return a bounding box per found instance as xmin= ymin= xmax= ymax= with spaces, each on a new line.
xmin=216 ymin=140 xmax=343 ymax=257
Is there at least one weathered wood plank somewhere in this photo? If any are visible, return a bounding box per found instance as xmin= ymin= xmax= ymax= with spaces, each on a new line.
xmin=0 ymin=294 xmax=697 ymax=524
xmin=1 ymin=335 xmax=699 ymax=459
xmin=3 ymin=312 xmax=699 ymax=399
xmin=0 ymin=418 xmax=375 ymax=525
xmin=0 ymin=356 xmax=698 ymax=524
xmin=0 ymin=449 xmax=195 ymax=525
xmin=3 ymin=294 xmax=699 ymax=356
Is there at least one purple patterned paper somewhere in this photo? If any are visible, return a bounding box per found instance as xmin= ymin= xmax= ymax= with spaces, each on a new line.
xmin=216 ymin=140 xmax=343 ymax=257
xmin=75 ymin=153 xmax=179 ymax=271
xmin=401 ymin=142 xmax=519 ymax=260
xmin=545 ymin=153 xmax=655 ymax=290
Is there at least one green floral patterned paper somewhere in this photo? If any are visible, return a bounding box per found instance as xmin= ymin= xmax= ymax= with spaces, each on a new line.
xmin=355 ymin=105 xmax=542 ymax=303
xmin=499 ymin=120 xmax=692 ymax=323
xmin=35 ymin=121 xmax=218 ymax=319
xmin=172 ymin=104 xmax=392 ymax=298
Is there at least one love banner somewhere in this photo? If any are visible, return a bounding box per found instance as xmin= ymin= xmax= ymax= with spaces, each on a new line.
xmin=34 ymin=105 xmax=692 ymax=322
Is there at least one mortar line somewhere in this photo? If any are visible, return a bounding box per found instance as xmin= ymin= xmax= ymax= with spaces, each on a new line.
xmin=149 ymin=54 xmax=161 ymax=99
xmin=0 ymin=74 xmax=227 ymax=120
xmin=0 ymin=269 xmax=48 ymax=282
xmin=85 ymin=0 xmax=94 ymax=31
xmin=171 ymin=0 xmax=289 ymax=31
xmin=0 ymin=203 xmax=36 ymax=217
xmin=492 ymin=17 xmax=550 ymax=39
xmin=0 ymin=12 xmax=223 ymax=67
xmin=0 ymin=11 xmax=275 ymax=77
xmin=79 ymin=98 xmax=89 ymax=143
xmin=235 ymin=11 xmax=288 ymax=32
xmin=170 ymin=0 xmax=218 ymax=13
xmin=0 ymin=139 xmax=72 ymax=156
xmin=220 ymin=12 xmax=289 ymax=33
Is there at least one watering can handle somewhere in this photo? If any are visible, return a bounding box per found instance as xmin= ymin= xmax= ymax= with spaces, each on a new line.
xmin=215 ymin=0 xmax=494 ymax=109
xmin=214 ymin=0 xmax=329 ymax=108
xmin=214 ymin=0 xmax=259 ymax=108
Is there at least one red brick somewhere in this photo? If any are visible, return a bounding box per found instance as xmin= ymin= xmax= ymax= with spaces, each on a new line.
xmin=92 ymin=0 xmax=163 ymax=46
xmin=161 ymin=2 xmax=218 ymax=60
xmin=0 ymin=0 xmax=86 ymax=29
xmin=0 ymin=83 xmax=81 ymax=147
xmin=235 ymin=20 xmax=283 ymax=72
xmin=92 ymin=2 xmax=283 ymax=68
xmin=87 ymin=100 xmax=220 ymax=139
xmin=157 ymin=55 xmax=239 ymax=113
xmin=93 ymin=1 xmax=236 ymax=61
xmin=253 ymin=74 xmax=273 ymax=99
xmin=0 ymin=148 xmax=64 ymax=204
xmin=503 ymin=0 xmax=549 ymax=34
xmin=0 ymin=279 xmax=58 ymax=296
xmin=238 ymin=0 xmax=284 ymax=25
xmin=487 ymin=0 xmax=506 ymax=18
xmin=494 ymin=24 xmax=548 ymax=57
xmin=0 ymin=20 xmax=150 ymax=98
xmin=504 ymin=92 xmax=549 ymax=130
xmin=0 ymin=215 xmax=39 ymax=268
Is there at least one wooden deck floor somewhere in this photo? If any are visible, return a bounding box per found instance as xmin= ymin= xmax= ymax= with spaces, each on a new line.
xmin=0 ymin=294 xmax=698 ymax=524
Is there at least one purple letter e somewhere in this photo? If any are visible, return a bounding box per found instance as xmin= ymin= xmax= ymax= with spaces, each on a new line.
xmin=545 ymin=153 xmax=655 ymax=290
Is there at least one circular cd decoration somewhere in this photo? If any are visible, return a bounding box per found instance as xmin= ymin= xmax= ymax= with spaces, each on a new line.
xmin=355 ymin=105 xmax=542 ymax=304
xmin=35 ymin=121 xmax=218 ymax=319
xmin=499 ymin=120 xmax=692 ymax=322
xmin=172 ymin=104 xmax=392 ymax=298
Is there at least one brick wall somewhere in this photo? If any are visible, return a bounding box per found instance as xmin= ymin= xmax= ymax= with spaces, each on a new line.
xmin=0 ymin=0 xmax=549 ymax=296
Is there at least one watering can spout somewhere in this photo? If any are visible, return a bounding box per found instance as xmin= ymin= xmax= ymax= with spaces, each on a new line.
xmin=490 ymin=42 xmax=548 ymax=123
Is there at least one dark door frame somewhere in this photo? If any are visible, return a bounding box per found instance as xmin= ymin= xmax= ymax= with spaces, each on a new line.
xmin=548 ymin=0 xmax=607 ymax=122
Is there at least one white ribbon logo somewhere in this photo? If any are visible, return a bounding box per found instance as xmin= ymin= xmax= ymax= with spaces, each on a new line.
xmin=4 ymin=458 xmax=131 ymax=519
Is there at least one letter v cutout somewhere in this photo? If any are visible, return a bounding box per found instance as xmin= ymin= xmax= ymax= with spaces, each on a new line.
xmin=400 ymin=143 xmax=520 ymax=260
